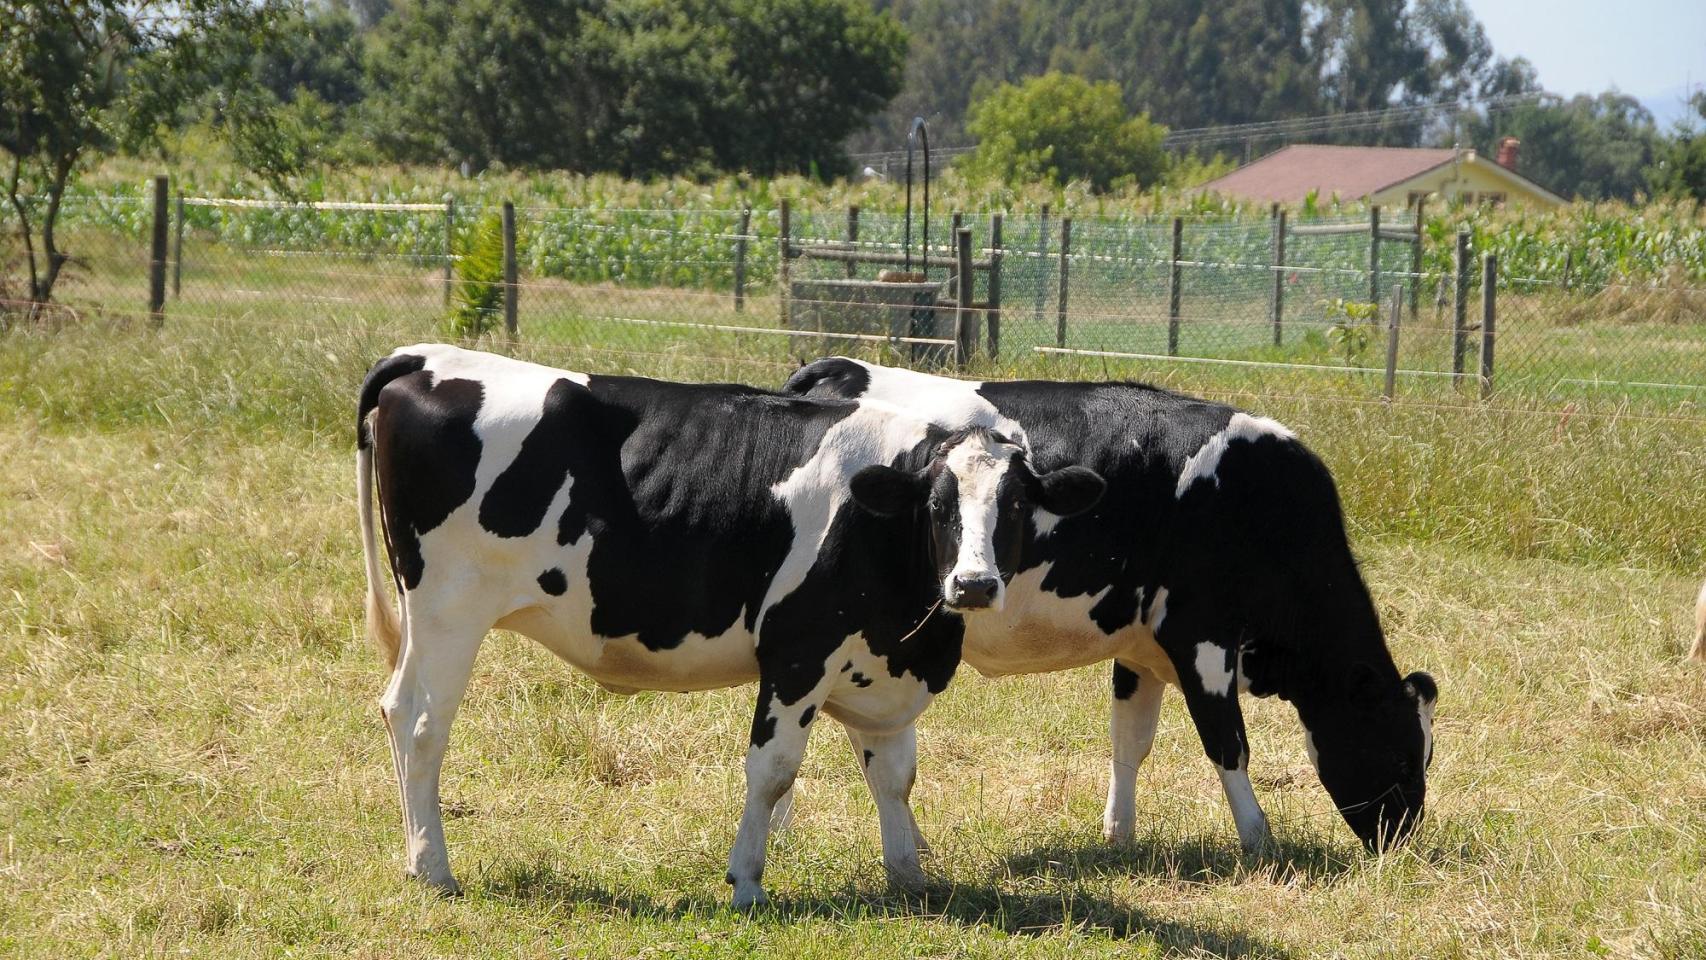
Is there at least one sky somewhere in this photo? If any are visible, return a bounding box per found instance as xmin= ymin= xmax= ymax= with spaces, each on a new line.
xmin=1468 ymin=0 xmax=1705 ymax=126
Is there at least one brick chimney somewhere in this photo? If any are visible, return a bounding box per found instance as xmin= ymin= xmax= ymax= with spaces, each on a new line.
xmin=1496 ymin=136 xmax=1521 ymax=170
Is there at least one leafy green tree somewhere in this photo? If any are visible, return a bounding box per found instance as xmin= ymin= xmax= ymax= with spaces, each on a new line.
xmin=961 ymin=72 xmax=1167 ymax=191
xmin=1468 ymin=92 xmax=1659 ymax=200
xmin=0 ymin=0 xmax=285 ymax=314
xmin=1649 ymin=93 xmax=1706 ymax=202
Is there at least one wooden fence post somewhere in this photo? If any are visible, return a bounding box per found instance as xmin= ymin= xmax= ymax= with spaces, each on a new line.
xmin=501 ymin=201 xmax=518 ymax=338
xmin=987 ymin=213 xmax=1003 ymax=360
xmin=733 ymin=207 xmax=750 ymax=312
xmin=443 ymin=199 xmax=455 ymax=305
xmin=148 ymin=174 xmax=168 ymax=327
xmin=1384 ymin=284 xmax=1403 ymax=400
xmin=1167 ymin=216 xmax=1183 ymax=356
xmin=778 ymin=199 xmax=792 ymax=329
xmin=1452 ymin=228 xmax=1470 ymax=378
xmin=1271 ymin=204 xmax=1286 ymax=345
xmin=1368 ymin=204 xmax=1381 ymax=307
xmin=1034 ymin=203 xmax=1050 ymax=332
xmin=955 ymin=227 xmax=974 ymax=368
xmin=1410 ymin=198 xmax=1424 ymax=316
xmin=1481 ymin=253 xmax=1497 ymax=400
xmin=1055 ymin=217 xmax=1072 ymax=348
xmin=846 ymin=205 xmax=859 ymax=279
xmin=172 ymin=194 xmax=185 ymax=299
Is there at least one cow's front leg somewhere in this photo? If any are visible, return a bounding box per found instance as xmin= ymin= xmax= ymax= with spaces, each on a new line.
xmin=1161 ymin=611 xmax=1270 ymax=851
xmin=726 ymin=678 xmax=821 ymax=909
xmin=846 ymin=723 xmax=927 ymax=890
xmin=1103 ymin=661 xmax=1165 ymax=844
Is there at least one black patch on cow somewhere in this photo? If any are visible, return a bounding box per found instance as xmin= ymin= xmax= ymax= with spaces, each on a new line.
xmin=798 ymin=705 xmax=815 ymax=728
xmin=537 ymin=568 xmax=567 ymax=596
xmin=372 ymin=371 xmax=483 ymax=590
xmin=1112 ymin=662 xmax=1139 ymax=700
xmin=481 ymin=378 xmax=588 ymax=538
xmin=863 ymin=749 xmax=874 ymax=767
xmin=357 ymin=353 xmax=427 ymax=449
xmin=850 ymin=671 xmax=873 ymax=688
xmin=784 ymin=357 xmax=871 ymax=402
xmin=841 ymin=661 xmax=852 ymax=672
xmin=751 ymin=681 xmax=779 ymax=747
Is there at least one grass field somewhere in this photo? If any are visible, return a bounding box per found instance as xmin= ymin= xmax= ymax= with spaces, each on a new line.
xmin=3 ymin=306 xmax=1706 ymax=957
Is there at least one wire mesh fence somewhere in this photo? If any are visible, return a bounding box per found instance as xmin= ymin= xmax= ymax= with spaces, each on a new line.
xmin=4 ymin=185 xmax=1703 ymax=418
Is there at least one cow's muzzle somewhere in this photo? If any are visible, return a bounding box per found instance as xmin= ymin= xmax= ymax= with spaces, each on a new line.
xmin=947 ymin=576 xmax=1001 ymax=611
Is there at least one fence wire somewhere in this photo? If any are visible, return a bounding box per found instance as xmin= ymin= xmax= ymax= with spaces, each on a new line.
xmin=3 ymin=193 xmax=1703 ymax=417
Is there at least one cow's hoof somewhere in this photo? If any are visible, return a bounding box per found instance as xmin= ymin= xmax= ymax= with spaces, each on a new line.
xmin=729 ymin=885 xmax=769 ymax=911
xmin=408 ymin=870 xmax=463 ymax=898
xmin=885 ymin=863 xmax=928 ymax=894
xmin=1102 ymin=818 xmax=1134 ymax=845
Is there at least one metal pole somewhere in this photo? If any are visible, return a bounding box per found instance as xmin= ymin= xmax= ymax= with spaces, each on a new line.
xmin=1055 ymin=217 xmax=1072 ymax=348
xmin=501 ymin=201 xmax=518 ymax=338
xmin=1271 ymin=205 xmax=1286 ymax=345
xmin=148 ymin=174 xmax=168 ymax=327
xmin=1369 ymin=204 xmax=1381 ymax=308
xmin=1167 ymin=216 xmax=1183 ymax=356
xmin=956 ymin=227 xmax=974 ymax=368
xmin=1452 ymin=229 xmax=1470 ymax=379
xmin=1481 ymin=253 xmax=1497 ymax=400
xmin=1034 ymin=203 xmax=1050 ymax=332
xmin=734 ymin=207 xmax=750 ymax=312
xmin=987 ymin=213 xmax=1003 ymax=360
xmin=1383 ymin=285 xmax=1403 ymax=401
xmin=443 ymin=199 xmax=455 ymax=306
xmin=778 ymin=199 xmax=792 ymax=329
xmin=172 ymin=194 xmax=185 ymax=299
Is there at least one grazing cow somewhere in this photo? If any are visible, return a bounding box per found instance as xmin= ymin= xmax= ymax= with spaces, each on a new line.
xmin=1692 ymin=579 xmax=1705 ymax=663
xmin=784 ymin=357 xmax=1438 ymax=851
xmin=355 ymin=344 xmax=1103 ymax=907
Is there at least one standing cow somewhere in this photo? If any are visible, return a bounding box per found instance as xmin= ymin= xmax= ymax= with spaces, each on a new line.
xmin=356 ymin=344 xmax=1103 ymax=906
xmin=784 ymin=357 xmax=1437 ymax=851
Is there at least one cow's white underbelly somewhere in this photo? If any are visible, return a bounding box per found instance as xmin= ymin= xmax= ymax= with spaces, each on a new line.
xmin=960 ymin=564 xmax=1179 ymax=684
xmin=497 ymin=606 xmax=761 ymax=694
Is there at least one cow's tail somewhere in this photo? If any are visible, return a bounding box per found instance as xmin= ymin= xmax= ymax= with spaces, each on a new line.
xmin=1690 ymin=580 xmax=1706 ymax=664
xmin=357 ymin=354 xmax=423 ymax=672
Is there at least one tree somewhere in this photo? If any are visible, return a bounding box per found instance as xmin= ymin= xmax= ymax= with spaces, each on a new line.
xmin=0 ymin=0 xmax=284 ymax=316
xmin=1468 ymin=92 xmax=1659 ymax=201
xmin=1649 ymin=92 xmax=1706 ymax=202
xmin=961 ymin=72 xmax=1167 ymax=191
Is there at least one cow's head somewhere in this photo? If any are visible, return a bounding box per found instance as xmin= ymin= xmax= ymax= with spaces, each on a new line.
xmin=1303 ymin=668 xmax=1438 ymax=851
xmin=849 ymin=429 xmax=1104 ymax=613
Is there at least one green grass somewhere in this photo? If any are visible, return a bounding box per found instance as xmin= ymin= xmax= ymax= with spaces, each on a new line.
xmin=3 ymin=308 xmax=1706 ymax=957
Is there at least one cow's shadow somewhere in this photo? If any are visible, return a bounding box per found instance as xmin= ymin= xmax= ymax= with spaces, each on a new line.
xmin=480 ymin=852 xmax=1295 ymax=959
xmin=1001 ymin=829 xmax=1358 ymax=886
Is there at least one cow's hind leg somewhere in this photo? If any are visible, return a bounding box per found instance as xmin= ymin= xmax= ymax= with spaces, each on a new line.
xmin=726 ymin=680 xmax=825 ymax=909
xmin=1103 ymin=661 xmax=1165 ymax=844
xmin=379 ymin=602 xmax=486 ymax=895
xmin=1159 ymin=599 xmax=1271 ymax=852
xmin=846 ymin=723 xmax=928 ymax=890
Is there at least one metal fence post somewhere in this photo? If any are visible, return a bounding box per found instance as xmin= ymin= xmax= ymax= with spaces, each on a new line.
xmin=778 ymin=199 xmax=791 ymax=330
xmin=148 ymin=174 xmax=168 ymax=327
xmin=987 ymin=213 xmax=1003 ymax=360
xmin=846 ymin=205 xmax=859 ymax=279
xmin=1271 ymin=204 xmax=1286 ymax=345
xmin=1368 ymin=204 xmax=1381 ymax=307
xmin=172 ymin=194 xmax=185 ymax=299
xmin=501 ymin=201 xmax=517 ymax=338
xmin=733 ymin=207 xmax=750 ymax=312
xmin=1055 ymin=217 xmax=1072 ymax=347
xmin=955 ymin=227 xmax=974 ymax=368
xmin=1384 ymin=284 xmax=1403 ymax=400
xmin=1167 ymin=216 xmax=1183 ymax=356
xmin=1035 ymin=203 xmax=1050 ymax=332
xmin=443 ymin=199 xmax=455 ymax=306
xmin=1481 ymin=253 xmax=1497 ymax=400
xmin=1452 ymin=228 xmax=1470 ymax=378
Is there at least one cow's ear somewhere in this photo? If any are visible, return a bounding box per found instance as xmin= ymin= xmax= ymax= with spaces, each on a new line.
xmin=850 ymin=465 xmax=927 ymax=516
xmin=1035 ymin=466 xmax=1105 ymax=518
xmin=1404 ymin=671 xmax=1438 ymax=706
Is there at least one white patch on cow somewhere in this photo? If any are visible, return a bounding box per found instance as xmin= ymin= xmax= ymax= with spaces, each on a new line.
xmin=943 ymin=432 xmax=1020 ymax=609
xmin=1216 ymin=763 xmax=1272 ymax=850
xmin=1143 ymin=585 xmax=1169 ymax=634
xmin=1418 ymin=695 xmax=1435 ymax=768
xmin=1174 ymin=412 xmax=1295 ymax=499
xmin=1194 ymin=642 xmax=1234 ymax=697
xmin=759 ymin=399 xmax=931 ymax=637
xmin=835 ymin=358 xmax=1026 ymax=443
xmin=1031 ymin=508 xmax=1063 ymax=537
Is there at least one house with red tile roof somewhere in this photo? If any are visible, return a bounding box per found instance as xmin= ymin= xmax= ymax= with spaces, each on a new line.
xmin=1200 ymin=142 xmax=1565 ymax=208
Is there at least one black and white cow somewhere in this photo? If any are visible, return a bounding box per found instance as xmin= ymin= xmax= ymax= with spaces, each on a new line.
xmin=355 ymin=344 xmax=1103 ymax=907
xmin=784 ymin=357 xmax=1438 ymax=852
